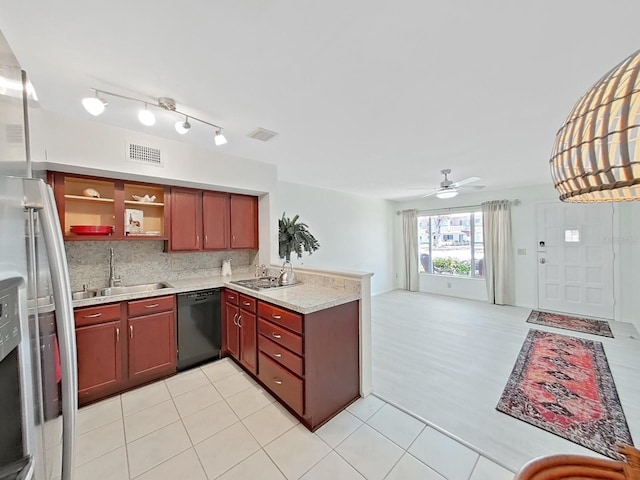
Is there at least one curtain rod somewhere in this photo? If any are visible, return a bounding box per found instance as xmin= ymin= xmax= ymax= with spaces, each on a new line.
xmin=396 ymin=199 xmax=520 ymax=215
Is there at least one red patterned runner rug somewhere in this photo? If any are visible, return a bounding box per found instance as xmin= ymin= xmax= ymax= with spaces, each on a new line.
xmin=527 ymin=310 xmax=613 ymax=338
xmin=496 ymin=329 xmax=633 ymax=459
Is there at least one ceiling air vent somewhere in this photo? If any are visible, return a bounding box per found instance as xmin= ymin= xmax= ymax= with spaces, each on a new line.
xmin=247 ymin=127 xmax=278 ymax=142
xmin=6 ymin=124 xmax=23 ymax=144
xmin=126 ymin=142 xmax=163 ymax=167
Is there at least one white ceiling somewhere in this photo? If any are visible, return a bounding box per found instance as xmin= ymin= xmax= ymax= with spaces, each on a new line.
xmin=1 ymin=1 xmax=639 ymax=200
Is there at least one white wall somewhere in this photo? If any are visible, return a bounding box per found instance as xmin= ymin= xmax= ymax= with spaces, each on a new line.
xmin=615 ymin=202 xmax=640 ymax=331
xmin=392 ymin=184 xmax=560 ymax=309
xmin=273 ymin=181 xmax=395 ymax=295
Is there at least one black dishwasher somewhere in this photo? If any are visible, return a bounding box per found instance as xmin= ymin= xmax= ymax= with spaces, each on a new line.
xmin=177 ymin=289 xmax=221 ymax=371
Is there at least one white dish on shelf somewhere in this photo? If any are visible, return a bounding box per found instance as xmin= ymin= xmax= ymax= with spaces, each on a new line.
xmin=132 ymin=194 xmax=156 ymax=203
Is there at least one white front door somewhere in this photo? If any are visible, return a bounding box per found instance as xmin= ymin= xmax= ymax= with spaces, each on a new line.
xmin=536 ymin=202 xmax=614 ymax=319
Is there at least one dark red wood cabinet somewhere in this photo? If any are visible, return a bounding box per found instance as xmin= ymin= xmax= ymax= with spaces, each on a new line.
xmin=223 ymin=289 xmax=258 ymax=375
xmin=168 ymin=189 xmax=258 ymax=252
xmin=230 ymin=194 xmax=258 ymax=249
xmin=169 ymin=188 xmax=202 ymax=251
xmin=226 ymin=292 xmax=361 ymax=431
xmin=74 ymin=295 xmax=176 ymax=406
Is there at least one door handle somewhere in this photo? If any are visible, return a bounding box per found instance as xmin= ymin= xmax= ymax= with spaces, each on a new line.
xmin=115 ymin=327 xmax=120 ymax=342
xmin=233 ymin=313 xmax=238 ymax=326
xmin=237 ymin=315 xmax=242 ymax=327
xmin=129 ymin=325 xmax=134 ymax=338
xmin=540 ymin=258 xmax=546 ymax=264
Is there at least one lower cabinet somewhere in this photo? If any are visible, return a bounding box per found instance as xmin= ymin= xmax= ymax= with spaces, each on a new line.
xmin=75 ymin=295 xmax=176 ymax=405
xmin=225 ymin=289 xmax=360 ymax=431
xmin=223 ymin=289 xmax=257 ymax=374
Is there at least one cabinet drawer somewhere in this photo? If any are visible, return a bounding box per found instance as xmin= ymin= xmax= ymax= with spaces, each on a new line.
xmin=239 ymin=294 xmax=256 ymax=313
xmin=128 ymin=295 xmax=175 ymax=317
xmin=224 ymin=289 xmax=239 ymax=305
xmin=258 ymin=335 xmax=303 ymax=377
xmin=258 ymin=318 xmax=302 ymax=356
xmin=258 ymin=302 xmax=302 ymax=334
xmin=258 ymin=352 xmax=303 ymax=416
xmin=74 ymin=303 xmax=121 ymax=327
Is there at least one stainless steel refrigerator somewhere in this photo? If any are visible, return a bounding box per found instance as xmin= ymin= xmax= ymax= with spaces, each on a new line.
xmin=0 ymin=32 xmax=77 ymax=480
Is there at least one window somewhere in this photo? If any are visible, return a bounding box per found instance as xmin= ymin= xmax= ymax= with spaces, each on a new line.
xmin=418 ymin=211 xmax=484 ymax=277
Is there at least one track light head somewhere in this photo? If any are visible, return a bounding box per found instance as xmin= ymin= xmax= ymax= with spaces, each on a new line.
xmin=82 ymin=91 xmax=108 ymax=116
xmin=214 ymin=129 xmax=227 ymax=146
xmin=138 ymin=104 xmax=156 ymax=126
xmin=175 ymin=117 xmax=191 ymax=134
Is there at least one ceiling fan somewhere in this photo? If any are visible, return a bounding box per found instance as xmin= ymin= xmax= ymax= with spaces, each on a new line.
xmin=412 ymin=169 xmax=485 ymax=199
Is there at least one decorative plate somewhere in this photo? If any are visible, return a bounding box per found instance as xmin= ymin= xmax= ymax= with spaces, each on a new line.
xmin=70 ymin=225 xmax=114 ymax=235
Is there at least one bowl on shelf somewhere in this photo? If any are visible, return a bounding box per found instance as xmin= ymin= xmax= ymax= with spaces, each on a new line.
xmin=70 ymin=225 xmax=114 ymax=236
xmin=131 ymin=194 xmax=156 ymax=203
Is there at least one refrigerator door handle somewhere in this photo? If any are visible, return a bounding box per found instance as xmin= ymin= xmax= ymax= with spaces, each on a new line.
xmin=23 ymin=178 xmax=77 ymax=480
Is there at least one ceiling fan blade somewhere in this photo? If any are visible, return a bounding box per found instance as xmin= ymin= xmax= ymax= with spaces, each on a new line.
xmin=451 ymin=176 xmax=481 ymax=188
xmin=458 ymin=184 xmax=485 ymax=190
xmin=421 ymin=190 xmax=440 ymax=198
xmin=408 ymin=187 xmax=437 ymax=190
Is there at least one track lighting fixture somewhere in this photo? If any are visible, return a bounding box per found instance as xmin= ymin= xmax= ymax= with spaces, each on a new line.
xmin=214 ymin=129 xmax=227 ymax=146
xmin=175 ymin=116 xmax=191 ymax=135
xmin=81 ymin=89 xmax=227 ymax=145
xmin=81 ymin=90 xmax=108 ymax=116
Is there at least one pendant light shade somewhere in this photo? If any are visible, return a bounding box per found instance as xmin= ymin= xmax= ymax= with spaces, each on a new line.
xmin=550 ymin=49 xmax=640 ymax=202
xmin=138 ymin=104 xmax=156 ymax=126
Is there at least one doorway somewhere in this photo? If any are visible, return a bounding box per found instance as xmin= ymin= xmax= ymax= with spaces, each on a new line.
xmin=536 ymin=202 xmax=614 ymax=319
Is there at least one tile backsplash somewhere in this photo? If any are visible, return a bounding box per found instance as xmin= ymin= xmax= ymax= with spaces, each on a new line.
xmin=65 ymin=241 xmax=257 ymax=291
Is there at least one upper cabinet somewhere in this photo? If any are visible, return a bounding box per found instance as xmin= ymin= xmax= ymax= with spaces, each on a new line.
xmin=230 ymin=194 xmax=258 ymax=249
xmin=167 ymin=188 xmax=258 ymax=252
xmin=49 ymin=172 xmax=168 ymax=241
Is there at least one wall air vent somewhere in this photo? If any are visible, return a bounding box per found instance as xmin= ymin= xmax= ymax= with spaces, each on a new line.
xmin=247 ymin=127 xmax=278 ymax=142
xmin=126 ymin=142 xmax=164 ymax=167
xmin=6 ymin=124 xmax=23 ymax=144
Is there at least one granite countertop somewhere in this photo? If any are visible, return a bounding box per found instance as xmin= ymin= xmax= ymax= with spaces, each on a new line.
xmin=71 ymin=273 xmax=360 ymax=314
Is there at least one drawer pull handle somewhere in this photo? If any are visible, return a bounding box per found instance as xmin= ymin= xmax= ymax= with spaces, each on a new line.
xmin=242 ymin=301 xmax=251 ymax=306
xmin=228 ymin=295 xmax=235 ymax=300
xmin=273 ymin=352 xmax=282 ymax=358
xmin=271 ymin=333 xmax=282 ymax=339
xmin=271 ymin=314 xmax=282 ymax=319
xmin=273 ymin=378 xmax=283 ymax=385
xmin=83 ymin=312 xmax=102 ymax=318
xmin=145 ymin=303 xmax=160 ymax=308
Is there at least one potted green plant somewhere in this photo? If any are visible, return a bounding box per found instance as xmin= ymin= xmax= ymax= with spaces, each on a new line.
xmin=278 ymin=212 xmax=320 ymax=284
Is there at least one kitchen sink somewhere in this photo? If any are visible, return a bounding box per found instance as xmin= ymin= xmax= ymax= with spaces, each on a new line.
xmin=97 ymin=282 xmax=171 ymax=297
xmin=230 ymin=277 xmax=298 ymax=291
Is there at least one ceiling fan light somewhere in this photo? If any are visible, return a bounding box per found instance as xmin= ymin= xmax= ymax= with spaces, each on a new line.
xmin=175 ymin=118 xmax=191 ymax=134
xmin=436 ymin=189 xmax=458 ymax=199
xmin=138 ymin=105 xmax=155 ymax=126
xmin=82 ymin=95 xmax=107 ymax=116
xmin=214 ymin=129 xmax=227 ymax=146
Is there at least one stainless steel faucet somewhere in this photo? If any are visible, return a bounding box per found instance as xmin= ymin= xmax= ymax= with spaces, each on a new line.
xmin=108 ymin=247 xmax=122 ymax=287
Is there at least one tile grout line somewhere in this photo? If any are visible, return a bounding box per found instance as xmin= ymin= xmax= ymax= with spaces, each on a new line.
xmin=371 ymin=392 xmax=517 ymax=473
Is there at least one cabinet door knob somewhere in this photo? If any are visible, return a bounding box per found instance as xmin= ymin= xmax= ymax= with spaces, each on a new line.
xmin=271 ymin=332 xmax=282 ymax=339
xmin=272 ymin=377 xmax=283 ymax=385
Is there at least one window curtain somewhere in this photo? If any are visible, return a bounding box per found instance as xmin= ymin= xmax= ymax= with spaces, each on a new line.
xmin=402 ymin=209 xmax=419 ymax=292
xmin=482 ymin=200 xmax=514 ymax=305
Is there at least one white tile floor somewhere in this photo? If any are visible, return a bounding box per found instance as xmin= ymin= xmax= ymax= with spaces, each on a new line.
xmin=73 ymin=358 xmax=514 ymax=480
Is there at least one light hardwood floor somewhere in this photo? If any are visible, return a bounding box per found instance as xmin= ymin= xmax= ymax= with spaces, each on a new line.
xmin=371 ymin=290 xmax=640 ymax=472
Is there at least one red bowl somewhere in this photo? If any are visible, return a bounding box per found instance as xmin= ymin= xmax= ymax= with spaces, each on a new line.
xmin=70 ymin=225 xmax=114 ymax=236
